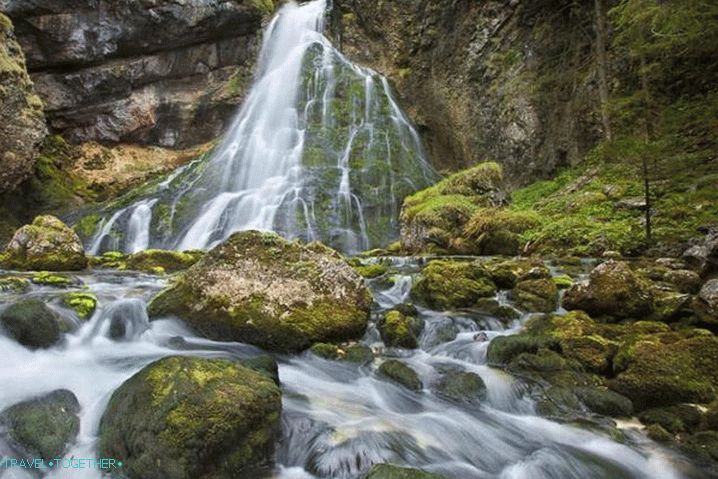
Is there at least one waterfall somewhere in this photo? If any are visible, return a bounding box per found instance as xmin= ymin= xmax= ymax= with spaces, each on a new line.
xmin=82 ymin=0 xmax=437 ymax=255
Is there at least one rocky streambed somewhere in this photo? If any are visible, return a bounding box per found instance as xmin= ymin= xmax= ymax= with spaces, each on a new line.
xmin=0 ymin=221 xmax=717 ymax=478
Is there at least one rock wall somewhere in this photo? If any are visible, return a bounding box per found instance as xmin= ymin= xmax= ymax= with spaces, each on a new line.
xmin=333 ymin=0 xmax=605 ymax=185
xmin=2 ymin=0 xmax=271 ymax=148
xmin=0 ymin=12 xmax=46 ymax=193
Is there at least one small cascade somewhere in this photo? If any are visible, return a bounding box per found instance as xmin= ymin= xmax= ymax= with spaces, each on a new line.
xmin=80 ymin=0 xmax=437 ymax=255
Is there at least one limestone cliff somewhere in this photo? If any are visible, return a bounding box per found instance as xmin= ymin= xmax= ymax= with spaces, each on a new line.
xmin=333 ymin=0 xmax=606 ymax=185
xmin=0 ymin=12 xmax=45 ymax=193
xmin=2 ymin=0 xmax=272 ymax=148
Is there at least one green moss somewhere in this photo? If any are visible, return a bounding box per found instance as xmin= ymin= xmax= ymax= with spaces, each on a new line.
xmin=378 ymin=310 xmax=422 ymax=349
xmin=249 ymin=0 xmax=275 ymax=15
xmin=0 ymin=276 xmax=30 ymax=292
xmin=511 ymin=278 xmax=559 ymax=313
xmin=553 ymin=274 xmax=573 ymax=289
xmin=310 ymin=342 xmax=341 ymax=359
xmin=433 ymin=370 xmax=486 ymax=405
xmin=350 ymin=261 xmax=389 ymax=279
xmin=62 ymin=292 xmax=98 ymax=319
xmin=73 ymin=213 xmax=101 ymax=239
xmin=31 ymin=271 xmax=73 ymax=287
xmin=487 ymin=334 xmax=561 ymax=365
xmin=411 ymin=260 xmax=496 ymax=310
xmin=125 ymin=249 xmax=203 ymax=273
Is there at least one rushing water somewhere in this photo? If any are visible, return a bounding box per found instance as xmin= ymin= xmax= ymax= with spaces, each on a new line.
xmin=85 ymin=0 xmax=436 ymax=255
xmin=0 ymin=258 xmax=708 ymax=479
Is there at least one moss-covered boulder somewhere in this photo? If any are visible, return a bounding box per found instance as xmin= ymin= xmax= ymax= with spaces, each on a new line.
xmin=400 ymin=162 xmax=507 ymax=253
xmin=0 ymin=276 xmax=30 ymax=292
xmin=0 ymin=389 xmax=80 ymax=460
xmin=310 ymin=342 xmax=341 ymax=359
xmin=378 ymin=360 xmax=422 ymax=391
xmin=147 ymin=231 xmax=371 ymax=352
xmin=411 ymin=260 xmax=496 ymax=310
xmin=343 ymin=344 xmax=374 ymax=364
xmin=378 ymin=310 xmax=423 ymax=349
xmin=638 ymin=404 xmax=704 ymax=434
xmin=31 ymin=271 xmax=75 ymax=287
xmin=511 ymin=278 xmax=559 ymax=313
xmin=0 ymin=299 xmax=60 ymax=349
xmin=349 ymin=259 xmax=389 ymax=279
xmin=487 ymin=334 xmax=559 ymax=366
xmin=574 ymin=387 xmax=633 ymax=417
xmin=62 ymin=292 xmax=97 ymax=319
xmin=484 ymin=258 xmax=545 ymax=289
xmin=694 ymin=279 xmax=718 ymax=328
xmin=433 ymin=370 xmax=486 ymax=405
xmin=99 ymin=356 xmax=281 ymax=479
xmin=609 ymin=335 xmax=718 ymax=409
xmin=562 ymin=261 xmax=653 ymax=320
xmin=664 ymin=269 xmax=702 ymax=294
xmin=364 ymin=464 xmax=447 ymax=479
xmin=125 ymin=249 xmax=204 ymax=274
xmin=2 ymin=216 xmax=87 ymax=271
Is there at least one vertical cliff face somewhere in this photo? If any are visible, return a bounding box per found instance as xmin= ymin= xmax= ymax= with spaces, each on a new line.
xmin=2 ymin=0 xmax=271 ymax=148
xmin=333 ymin=0 xmax=605 ymax=185
xmin=0 ymin=12 xmax=46 ymax=193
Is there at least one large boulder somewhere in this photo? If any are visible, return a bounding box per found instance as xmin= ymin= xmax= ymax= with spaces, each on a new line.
xmin=511 ymin=277 xmax=559 ymax=313
xmin=694 ymin=279 xmax=718 ymax=328
xmin=377 ymin=360 xmax=422 ymax=391
xmin=2 ymin=216 xmax=87 ymax=270
xmin=1 ymin=389 xmax=80 ymax=460
xmin=0 ymin=299 xmax=61 ymax=349
xmin=411 ymin=260 xmax=496 ymax=310
xmin=99 ymin=356 xmax=281 ymax=479
xmin=148 ymin=231 xmax=371 ymax=352
xmin=562 ymin=261 xmax=653 ymax=320
xmin=0 ymin=13 xmax=46 ymax=193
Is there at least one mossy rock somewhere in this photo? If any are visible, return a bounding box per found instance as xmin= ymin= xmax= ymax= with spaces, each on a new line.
xmin=508 ymin=348 xmax=569 ymax=374
xmin=378 ymin=310 xmax=423 ymax=349
xmin=62 ymin=292 xmax=98 ymax=319
xmin=553 ymin=274 xmax=573 ymax=289
xmin=89 ymin=251 xmax=127 ymax=269
xmin=310 ymin=342 xmax=341 ymax=359
xmin=2 ymin=216 xmax=87 ymax=271
xmin=125 ymin=249 xmax=204 ymax=274
xmin=486 ymin=334 xmax=560 ymax=366
xmin=411 ymin=260 xmax=496 ymax=310
xmin=0 ymin=389 xmax=80 ymax=460
xmin=433 ymin=370 xmax=486 ymax=405
xmin=646 ymin=424 xmax=673 ymax=442
xmin=99 ymin=356 xmax=282 ymax=479
xmin=682 ymin=431 xmax=718 ymax=462
xmin=639 ymin=404 xmax=704 ymax=434
xmin=343 ymin=344 xmax=374 ymax=364
xmin=31 ymin=271 xmax=74 ymax=287
xmin=350 ymin=261 xmax=389 ymax=279
xmin=609 ymin=335 xmax=718 ymax=409
xmin=147 ymin=231 xmax=371 ymax=353
xmin=0 ymin=299 xmax=61 ymax=349
xmin=363 ymin=464 xmax=447 ymax=479
xmin=706 ymin=400 xmax=718 ymax=430
xmin=0 ymin=276 xmax=30 ymax=292
xmin=484 ymin=258 xmax=542 ymax=289
xmin=574 ymin=387 xmax=633 ymax=417
xmin=562 ymin=261 xmax=654 ymax=320
xmin=664 ymin=269 xmax=702 ymax=294
xmin=377 ymin=360 xmax=422 ymax=391
xmin=511 ymin=278 xmax=559 ymax=313
xmin=694 ymin=279 xmax=718 ymax=328
xmin=560 ymin=335 xmax=617 ymax=374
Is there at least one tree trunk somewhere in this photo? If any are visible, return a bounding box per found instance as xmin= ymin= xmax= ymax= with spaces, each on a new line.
xmin=594 ymin=0 xmax=612 ymax=140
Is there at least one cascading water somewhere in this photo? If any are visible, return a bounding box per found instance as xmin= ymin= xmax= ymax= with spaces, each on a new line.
xmin=85 ymin=0 xmax=437 ymax=255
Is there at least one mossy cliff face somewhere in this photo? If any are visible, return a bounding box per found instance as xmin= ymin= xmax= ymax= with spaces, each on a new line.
xmin=0 ymin=13 xmax=46 ymax=193
xmin=2 ymin=215 xmax=87 ymax=271
xmin=99 ymin=356 xmax=281 ymax=479
xmin=400 ymin=162 xmax=509 ymax=254
xmin=334 ymin=0 xmax=600 ymax=185
xmin=147 ymin=231 xmax=372 ymax=352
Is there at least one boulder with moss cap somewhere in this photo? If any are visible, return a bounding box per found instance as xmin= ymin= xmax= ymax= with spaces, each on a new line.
xmin=99 ymin=356 xmax=281 ymax=479
xmin=411 ymin=260 xmax=496 ymax=310
xmin=2 ymin=216 xmax=87 ymax=271
xmin=147 ymin=231 xmax=371 ymax=352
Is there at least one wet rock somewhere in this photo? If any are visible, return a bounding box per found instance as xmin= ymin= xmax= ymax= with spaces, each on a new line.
xmin=574 ymin=387 xmax=633 ymax=417
xmin=694 ymin=279 xmax=718 ymax=328
xmin=363 ymin=464 xmax=447 ymax=479
xmin=487 ymin=334 xmax=559 ymax=366
xmin=310 ymin=343 xmax=341 ymax=360
xmin=0 ymin=389 xmax=80 ymax=460
xmin=30 ymin=271 xmax=75 ymax=287
xmin=411 ymin=260 xmax=496 ymax=310
xmin=646 ymin=424 xmax=673 ymax=442
xmin=562 ymin=261 xmax=653 ymax=320
xmin=99 ymin=356 xmax=281 ymax=479
xmin=433 ymin=370 xmax=486 ymax=405
xmin=560 ymin=335 xmax=617 ymax=374
xmin=484 ymin=258 xmax=544 ymax=289
xmin=0 ymin=13 xmax=46 ymax=193
xmin=349 ymin=259 xmax=389 ymax=279
xmin=378 ymin=360 xmax=422 ymax=391
xmin=147 ymin=231 xmax=371 ymax=353
xmin=0 ymin=299 xmax=60 ymax=349
xmin=511 ymin=278 xmax=559 ymax=313
xmin=639 ymin=404 xmax=703 ymax=434
xmin=378 ymin=310 xmax=423 ymax=349
xmin=2 ymin=216 xmax=88 ymax=271
xmin=343 ymin=344 xmax=374 ymax=365
xmin=239 ymin=355 xmax=280 ymax=386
